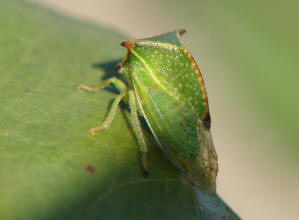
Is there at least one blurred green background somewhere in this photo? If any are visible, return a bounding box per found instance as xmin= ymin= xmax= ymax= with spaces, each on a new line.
xmin=28 ymin=0 xmax=299 ymax=219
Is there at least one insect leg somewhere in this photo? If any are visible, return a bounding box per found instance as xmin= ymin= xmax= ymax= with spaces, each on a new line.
xmin=128 ymin=90 xmax=149 ymax=175
xmin=77 ymin=77 xmax=128 ymax=135
xmin=88 ymin=92 xmax=126 ymax=135
xmin=77 ymin=77 xmax=127 ymax=93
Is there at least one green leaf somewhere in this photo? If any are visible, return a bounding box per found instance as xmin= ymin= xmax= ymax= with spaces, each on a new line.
xmin=0 ymin=0 xmax=241 ymax=219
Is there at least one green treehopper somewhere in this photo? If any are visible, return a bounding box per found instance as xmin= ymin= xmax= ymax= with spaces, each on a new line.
xmin=77 ymin=30 xmax=218 ymax=191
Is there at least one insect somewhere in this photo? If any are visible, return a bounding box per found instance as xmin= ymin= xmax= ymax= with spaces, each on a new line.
xmin=77 ymin=30 xmax=218 ymax=191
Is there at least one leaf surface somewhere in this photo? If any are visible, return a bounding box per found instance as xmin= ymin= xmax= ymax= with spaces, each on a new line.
xmin=0 ymin=1 xmax=200 ymax=219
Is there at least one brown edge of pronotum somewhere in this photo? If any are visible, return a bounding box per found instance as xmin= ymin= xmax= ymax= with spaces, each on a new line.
xmin=178 ymin=29 xmax=211 ymax=129
xmin=185 ymin=51 xmax=211 ymax=129
xmin=121 ymin=40 xmax=134 ymax=50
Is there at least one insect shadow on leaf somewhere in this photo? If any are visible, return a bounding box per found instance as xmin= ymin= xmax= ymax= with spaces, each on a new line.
xmin=93 ymin=60 xmax=125 ymax=93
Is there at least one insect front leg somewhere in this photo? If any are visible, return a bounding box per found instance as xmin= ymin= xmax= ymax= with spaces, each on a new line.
xmin=77 ymin=77 xmax=127 ymax=93
xmin=77 ymin=77 xmax=128 ymax=135
xmin=128 ymin=90 xmax=149 ymax=175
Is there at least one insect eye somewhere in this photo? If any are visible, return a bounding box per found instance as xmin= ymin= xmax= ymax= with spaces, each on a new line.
xmin=116 ymin=63 xmax=124 ymax=74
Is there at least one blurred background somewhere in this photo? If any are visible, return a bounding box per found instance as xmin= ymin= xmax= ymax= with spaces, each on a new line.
xmin=31 ymin=0 xmax=299 ymax=219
